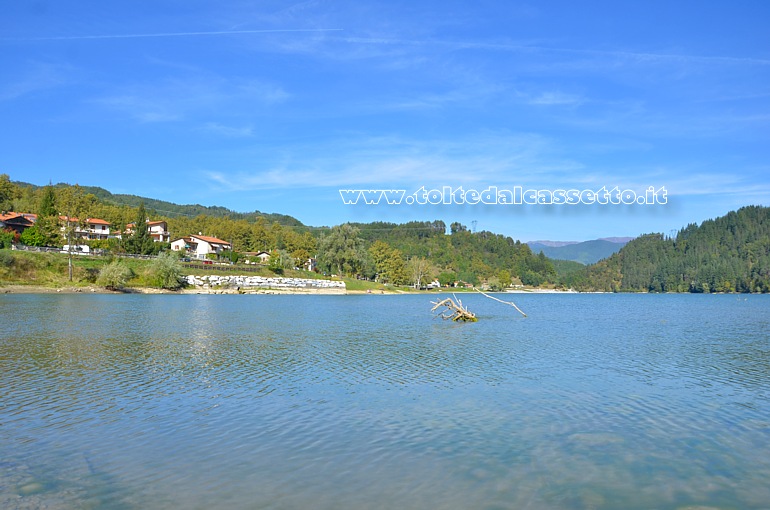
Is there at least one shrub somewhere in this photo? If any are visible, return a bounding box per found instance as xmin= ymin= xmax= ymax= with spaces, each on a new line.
xmin=97 ymin=260 xmax=134 ymax=290
xmin=0 ymin=250 xmax=14 ymax=267
xmin=148 ymin=252 xmax=184 ymax=289
xmin=20 ymin=226 xmax=47 ymax=247
xmin=268 ymin=252 xmax=284 ymax=275
xmin=0 ymin=230 xmax=15 ymax=249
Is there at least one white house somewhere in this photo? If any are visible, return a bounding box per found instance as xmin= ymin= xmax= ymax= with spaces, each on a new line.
xmin=124 ymin=220 xmax=170 ymax=242
xmin=60 ymin=216 xmax=111 ymax=240
xmin=171 ymin=234 xmax=232 ymax=259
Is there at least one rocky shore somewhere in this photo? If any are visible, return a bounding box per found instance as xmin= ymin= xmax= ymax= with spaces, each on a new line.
xmin=182 ymin=274 xmax=347 ymax=294
xmin=0 ymin=275 xmax=347 ymax=295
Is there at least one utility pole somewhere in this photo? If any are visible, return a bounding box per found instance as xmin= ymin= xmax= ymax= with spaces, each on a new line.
xmin=67 ymin=216 xmax=73 ymax=281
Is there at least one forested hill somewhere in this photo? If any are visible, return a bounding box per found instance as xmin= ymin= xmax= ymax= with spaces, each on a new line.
xmin=16 ymin=181 xmax=305 ymax=227
xmin=565 ymin=206 xmax=770 ymax=293
xmin=351 ymin=220 xmax=556 ymax=286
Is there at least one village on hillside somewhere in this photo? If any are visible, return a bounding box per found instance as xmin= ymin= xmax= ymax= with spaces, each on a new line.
xmin=0 ymin=210 xmax=316 ymax=270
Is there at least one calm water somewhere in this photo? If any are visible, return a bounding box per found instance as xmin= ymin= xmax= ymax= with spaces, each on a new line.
xmin=1 ymin=293 xmax=769 ymax=510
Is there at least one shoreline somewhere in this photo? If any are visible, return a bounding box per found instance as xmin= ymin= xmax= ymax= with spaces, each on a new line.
xmin=0 ymin=283 xmax=578 ymax=295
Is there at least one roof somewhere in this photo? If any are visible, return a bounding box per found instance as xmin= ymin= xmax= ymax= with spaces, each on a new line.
xmin=58 ymin=216 xmax=111 ymax=225
xmin=0 ymin=212 xmax=35 ymax=225
xmin=1 ymin=211 xmax=34 ymax=220
xmin=191 ymin=234 xmax=231 ymax=246
xmin=127 ymin=220 xmax=165 ymax=228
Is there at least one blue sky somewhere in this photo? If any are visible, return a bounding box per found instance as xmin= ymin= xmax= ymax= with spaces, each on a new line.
xmin=2 ymin=1 xmax=769 ymax=241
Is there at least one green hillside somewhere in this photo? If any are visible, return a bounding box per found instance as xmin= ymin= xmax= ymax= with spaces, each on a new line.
xmin=564 ymin=206 xmax=770 ymax=293
xmin=15 ymin=181 xmax=305 ymax=227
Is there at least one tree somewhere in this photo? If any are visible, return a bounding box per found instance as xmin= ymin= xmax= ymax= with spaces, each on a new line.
xmin=318 ymin=224 xmax=367 ymax=276
xmin=408 ymin=256 xmax=433 ymax=288
xmin=32 ymin=183 xmax=61 ymax=246
xmin=58 ymin=185 xmax=92 ymax=281
xmin=0 ymin=174 xmax=19 ymax=211
xmin=126 ymin=202 xmax=155 ymax=255
xmin=450 ymin=222 xmax=467 ymax=234
xmin=39 ymin=183 xmax=57 ymax=217
xmin=249 ymin=217 xmax=274 ymax=252
xmin=437 ymin=271 xmax=457 ymax=287
xmin=497 ymin=269 xmax=512 ymax=288
xmin=368 ymin=240 xmax=407 ymax=284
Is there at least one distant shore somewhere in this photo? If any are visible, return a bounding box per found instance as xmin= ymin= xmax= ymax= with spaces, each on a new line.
xmin=1 ymin=284 xmax=582 ymax=295
xmin=0 ymin=284 xmax=348 ymax=295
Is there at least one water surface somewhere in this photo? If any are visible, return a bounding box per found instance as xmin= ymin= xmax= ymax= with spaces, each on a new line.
xmin=1 ymin=293 xmax=769 ymax=509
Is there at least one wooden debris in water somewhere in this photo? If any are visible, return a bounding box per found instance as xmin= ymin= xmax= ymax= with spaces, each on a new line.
xmin=431 ymin=295 xmax=478 ymax=322
xmin=474 ymin=288 xmax=527 ymax=317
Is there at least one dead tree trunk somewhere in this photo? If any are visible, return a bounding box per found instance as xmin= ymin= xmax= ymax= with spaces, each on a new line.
xmin=431 ymin=295 xmax=478 ymax=322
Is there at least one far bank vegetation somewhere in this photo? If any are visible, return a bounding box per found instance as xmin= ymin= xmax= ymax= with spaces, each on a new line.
xmin=3 ymin=176 xmax=769 ymax=293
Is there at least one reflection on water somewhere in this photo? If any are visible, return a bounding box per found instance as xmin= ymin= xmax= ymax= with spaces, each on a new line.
xmin=1 ymin=293 xmax=769 ymax=509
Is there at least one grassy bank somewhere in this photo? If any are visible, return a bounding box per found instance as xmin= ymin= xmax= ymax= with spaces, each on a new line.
xmin=0 ymin=250 xmax=338 ymax=290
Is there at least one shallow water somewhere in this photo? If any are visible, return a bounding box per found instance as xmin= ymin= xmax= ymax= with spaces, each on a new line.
xmin=1 ymin=293 xmax=769 ymax=509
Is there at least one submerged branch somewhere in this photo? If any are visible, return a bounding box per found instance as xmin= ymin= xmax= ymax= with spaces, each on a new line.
xmin=474 ymin=288 xmax=527 ymax=317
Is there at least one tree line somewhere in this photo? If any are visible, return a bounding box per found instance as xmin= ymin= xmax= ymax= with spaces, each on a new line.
xmin=2 ymin=176 xmax=557 ymax=287
xmin=13 ymin=176 xmax=767 ymax=292
xmin=562 ymin=206 xmax=770 ymax=293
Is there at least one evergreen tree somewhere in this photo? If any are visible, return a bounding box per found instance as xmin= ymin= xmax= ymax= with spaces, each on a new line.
xmin=39 ymin=183 xmax=57 ymax=217
xmin=126 ymin=202 xmax=155 ymax=255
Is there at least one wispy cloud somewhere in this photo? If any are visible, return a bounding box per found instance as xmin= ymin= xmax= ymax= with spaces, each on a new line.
xmin=200 ymin=132 xmax=585 ymax=190
xmin=94 ymin=75 xmax=289 ymax=123
xmin=200 ymin=122 xmax=254 ymax=137
xmin=333 ymin=36 xmax=770 ymax=67
xmin=526 ymin=91 xmax=584 ymax=106
xmin=0 ymin=61 xmax=75 ymax=101
xmin=3 ymin=28 xmax=343 ymax=42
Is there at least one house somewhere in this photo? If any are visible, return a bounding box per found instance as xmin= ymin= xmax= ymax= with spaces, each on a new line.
xmin=0 ymin=212 xmax=36 ymax=234
xmin=60 ymin=217 xmax=112 ymax=240
xmin=124 ymin=220 xmax=171 ymax=242
xmin=240 ymin=251 xmax=271 ymax=264
xmin=254 ymin=251 xmax=271 ymax=263
xmin=171 ymin=234 xmax=232 ymax=259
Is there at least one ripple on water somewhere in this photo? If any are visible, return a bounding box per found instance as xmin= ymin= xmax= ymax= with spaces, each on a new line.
xmin=1 ymin=293 xmax=769 ymax=509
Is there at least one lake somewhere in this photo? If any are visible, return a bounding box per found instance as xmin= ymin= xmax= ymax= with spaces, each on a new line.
xmin=1 ymin=293 xmax=769 ymax=509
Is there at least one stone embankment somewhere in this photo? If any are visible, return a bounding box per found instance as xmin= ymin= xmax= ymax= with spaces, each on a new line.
xmin=184 ymin=275 xmax=346 ymax=294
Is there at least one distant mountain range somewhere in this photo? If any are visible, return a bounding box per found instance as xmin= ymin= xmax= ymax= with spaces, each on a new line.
xmin=527 ymin=238 xmax=633 ymax=265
